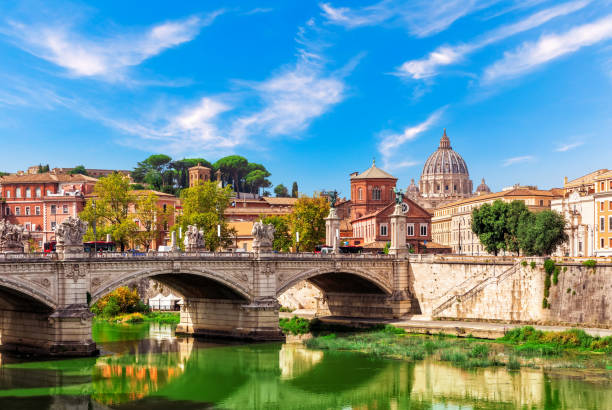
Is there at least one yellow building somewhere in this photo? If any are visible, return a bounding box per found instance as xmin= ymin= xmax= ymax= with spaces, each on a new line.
xmin=594 ymin=171 xmax=612 ymax=256
xmin=432 ymin=186 xmax=560 ymax=255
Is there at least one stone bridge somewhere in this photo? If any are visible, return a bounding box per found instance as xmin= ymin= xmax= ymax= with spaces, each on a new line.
xmin=0 ymin=252 xmax=414 ymax=356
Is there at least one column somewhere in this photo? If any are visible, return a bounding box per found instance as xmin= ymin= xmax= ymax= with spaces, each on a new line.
xmin=389 ymin=203 xmax=408 ymax=257
xmin=325 ymin=207 xmax=341 ymax=253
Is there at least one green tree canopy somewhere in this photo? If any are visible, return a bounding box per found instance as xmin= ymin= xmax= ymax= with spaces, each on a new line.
xmin=274 ymin=184 xmax=289 ymax=198
xmin=178 ymin=181 xmax=236 ymax=251
xmin=261 ymin=215 xmax=292 ymax=252
xmin=214 ymin=155 xmax=249 ymax=191
xmin=290 ymin=194 xmax=329 ymax=252
xmin=471 ymin=200 xmax=508 ymax=256
xmin=245 ymin=170 xmax=271 ymax=194
xmin=504 ymin=200 xmax=530 ymax=255
xmin=517 ymin=210 xmax=568 ymax=256
xmin=69 ymin=165 xmax=88 ymax=176
xmin=291 ymin=182 xmax=299 ymax=198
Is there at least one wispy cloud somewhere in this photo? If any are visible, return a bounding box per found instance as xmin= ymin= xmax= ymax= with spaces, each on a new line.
xmin=397 ymin=0 xmax=588 ymax=79
xmin=555 ymin=141 xmax=584 ymax=152
xmin=321 ymin=0 xmax=500 ymax=38
xmin=378 ymin=107 xmax=446 ymax=168
xmin=1 ymin=12 xmax=222 ymax=81
xmin=483 ymin=14 xmax=612 ymax=83
xmin=502 ymin=155 xmax=534 ymax=166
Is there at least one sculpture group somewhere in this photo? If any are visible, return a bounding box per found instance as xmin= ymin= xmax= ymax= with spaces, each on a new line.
xmin=184 ymin=225 xmax=205 ymax=252
xmin=252 ymin=221 xmax=275 ymax=252
xmin=0 ymin=220 xmax=30 ymax=252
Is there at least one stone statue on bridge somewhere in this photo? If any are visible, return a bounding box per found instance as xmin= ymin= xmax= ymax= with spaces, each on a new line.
xmin=184 ymin=225 xmax=205 ymax=252
xmin=0 ymin=220 xmax=29 ymax=253
xmin=55 ymin=216 xmax=88 ymax=257
xmin=252 ymin=221 xmax=275 ymax=252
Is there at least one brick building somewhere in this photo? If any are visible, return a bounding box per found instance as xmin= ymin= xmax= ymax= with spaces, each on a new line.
xmin=337 ymin=161 xmax=432 ymax=252
xmin=0 ymin=172 xmax=97 ymax=249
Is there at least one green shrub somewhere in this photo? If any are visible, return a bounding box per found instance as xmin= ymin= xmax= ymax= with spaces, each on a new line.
xmin=521 ymin=260 xmax=528 ymax=267
xmin=468 ymin=344 xmax=490 ymax=359
xmin=552 ymin=266 xmax=560 ymax=285
xmin=530 ymin=261 xmax=536 ymax=269
xmin=279 ymin=306 xmax=294 ymax=313
xmin=582 ymin=259 xmax=597 ymax=269
xmin=542 ymin=298 xmax=548 ymax=309
xmin=544 ymin=259 xmax=556 ymax=275
xmin=279 ymin=316 xmax=310 ymax=335
xmin=507 ymin=356 xmax=521 ymax=370
xmin=383 ymin=324 xmax=405 ymax=335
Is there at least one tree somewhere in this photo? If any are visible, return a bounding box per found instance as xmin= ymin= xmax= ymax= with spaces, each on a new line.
xmin=80 ymin=173 xmax=136 ymax=251
xmin=517 ymin=210 xmax=568 ymax=256
xmin=69 ymin=165 xmax=88 ymax=176
xmin=274 ymin=184 xmax=289 ymax=198
xmin=246 ymin=170 xmax=271 ymax=194
xmin=133 ymin=192 xmax=172 ymax=251
xmin=471 ymin=200 xmax=508 ymax=256
xmin=504 ymin=200 xmax=531 ymax=255
xmin=178 ymin=181 xmax=236 ymax=251
xmin=290 ymin=194 xmax=329 ymax=252
xmin=132 ymin=154 xmax=173 ymax=191
xmin=262 ymin=215 xmax=292 ymax=252
xmin=37 ymin=164 xmax=50 ymax=173
xmin=291 ymin=182 xmax=299 ymax=198
xmin=214 ymin=155 xmax=249 ymax=192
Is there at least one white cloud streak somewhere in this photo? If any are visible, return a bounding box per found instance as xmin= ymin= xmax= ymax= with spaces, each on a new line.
xmin=321 ymin=0 xmax=499 ymax=38
xmin=1 ymin=12 xmax=222 ymax=80
xmin=483 ymin=13 xmax=612 ymax=83
xmin=555 ymin=141 xmax=584 ymax=152
xmin=378 ymin=107 xmax=445 ymax=168
xmin=502 ymin=155 xmax=534 ymax=166
xmin=397 ymin=0 xmax=588 ymax=79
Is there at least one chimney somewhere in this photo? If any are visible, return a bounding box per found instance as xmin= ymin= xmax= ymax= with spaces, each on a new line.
xmin=564 ymin=176 xmax=568 ymax=185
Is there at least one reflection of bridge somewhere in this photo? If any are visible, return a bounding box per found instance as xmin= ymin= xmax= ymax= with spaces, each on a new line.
xmin=0 ymin=252 xmax=414 ymax=355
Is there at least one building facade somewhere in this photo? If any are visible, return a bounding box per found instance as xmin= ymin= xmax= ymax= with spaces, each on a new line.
xmin=551 ymin=170 xmax=608 ymax=257
xmin=432 ymin=187 xmax=559 ymax=255
xmin=594 ymin=170 xmax=612 ymax=257
xmin=0 ymin=172 xmax=97 ymax=248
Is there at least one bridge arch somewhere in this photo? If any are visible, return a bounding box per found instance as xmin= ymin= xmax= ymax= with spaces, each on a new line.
xmin=277 ymin=267 xmax=393 ymax=297
xmin=91 ymin=267 xmax=252 ymax=305
xmin=0 ymin=276 xmax=56 ymax=310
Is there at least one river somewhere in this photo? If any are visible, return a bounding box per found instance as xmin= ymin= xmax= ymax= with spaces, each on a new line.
xmin=0 ymin=321 xmax=610 ymax=409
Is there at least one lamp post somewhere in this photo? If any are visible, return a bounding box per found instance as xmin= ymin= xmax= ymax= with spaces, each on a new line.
xmin=296 ymin=231 xmax=300 ymax=253
xmin=458 ymin=219 xmax=462 ymax=255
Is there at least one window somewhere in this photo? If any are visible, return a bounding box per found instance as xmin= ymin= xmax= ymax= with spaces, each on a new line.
xmin=609 ymin=216 xmax=612 ymax=232
xmin=420 ymin=224 xmax=428 ymax=236
xmin=407 ymin=223 xmax=414 ymax=236
xmin=25 ymin=188 xmax=31 ymax=198
xmin=25 ymin=223 xmax=31 ymax=231
xmin=372 ymin=187 xmax=381 ymax=200
xmin=445 ymin=185 xmax=449 ymax=191
xmin=579 ymin=242 xmax=583 ymax=252
xmin=51 ymin=205 xmax=56 ymax=215
xmin=16 ymin=188 xmax=21 ymax=198
xmin=35 ymin=206 xmax=40 ymax=215
xmin=358 ymin=188 xmax=363 ymax=200
xmin=47 ymin=190 xmax=52 ymax=196
xmin=15 ymin=206 xmax=20 ymax=216
xmin=5 ymin=207 xmax=9 ymax=216
xmin=539 ymin=200 xmax=544 ymax=206
xmin=380 ymin=224 xmax=388 ymax=236
xmin=609 ymin=201 xmax=612 ymax=211
xmin=602 ymin=182 xmax=605 ymax=191
xmin=63 ymin=204 xmax=68 ymax=214
xmin=5 ymin=190 xmax=10 ymax=198
xmin=51 ymin=221 xmax=56 ymax=230
xmin=601 ymin=217 xmax=606 ymax=232
xmin=35 ymin=187 xmax=41 ymax=198
xmin=601 ymin=202 xmax=605 ymax=211
xmin=163 ymin=204 xmax=167 ymax=212
xmin=25 ymin=206 xmax=30 ymax=216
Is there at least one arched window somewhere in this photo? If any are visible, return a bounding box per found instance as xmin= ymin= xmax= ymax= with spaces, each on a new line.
xmin=358 ymin=188 xmax=363 ymax=200
xmin=372 ymin=187 xmax=381 ymax=200
xmin=25 ymin=188 xmax=31 ymax=198
xmin=16 ymin=188 xmax=21 ymax=198
xmin=35 ymin=187 xmax=41 ymax=198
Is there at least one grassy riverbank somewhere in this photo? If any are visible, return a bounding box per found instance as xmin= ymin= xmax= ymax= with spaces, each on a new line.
xmin=94 ymin=311 xmax=180 ymax=325
xmin=304 ymin=324 xmax=612 ymax=370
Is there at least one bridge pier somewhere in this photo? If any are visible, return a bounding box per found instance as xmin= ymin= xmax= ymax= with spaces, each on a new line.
xmin=176 ymin=297 xmax=283 ymax=341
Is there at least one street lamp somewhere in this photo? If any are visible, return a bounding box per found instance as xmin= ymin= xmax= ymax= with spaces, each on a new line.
xmin=296 ymin=231 xmax=300 ymax=253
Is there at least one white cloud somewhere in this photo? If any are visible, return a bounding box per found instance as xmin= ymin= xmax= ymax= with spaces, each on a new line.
xmin=321 ymin=0 xmax=498 ymax=38
xmin=502 ymin=155 xmax=534 ymax=166
xmin=2 ymin=12 xmax=221 ymax=80
xmin=555 ymin=141 xmax=584 ymax=152
xmin=483 ymin=14 xmax=612 ymax=83
xmin=378 ymin=107 xmax=445 ymax=167
xmin=397 ymin=1 xmax=588 ymax=79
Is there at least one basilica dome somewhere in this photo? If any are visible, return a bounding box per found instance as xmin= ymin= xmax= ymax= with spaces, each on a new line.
xmin=476 ymin=178 xmax=491 ymax=194
xmin=419 ymin=129 xmax=473 ymax=199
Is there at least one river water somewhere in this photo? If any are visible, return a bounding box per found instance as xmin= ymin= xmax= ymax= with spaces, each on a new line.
xmin=0 ymin=322 xmax=610 ymax=409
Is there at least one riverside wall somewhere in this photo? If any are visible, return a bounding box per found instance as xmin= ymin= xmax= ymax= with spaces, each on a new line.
xmin=408 ymin=256 xmax=612 ymax=327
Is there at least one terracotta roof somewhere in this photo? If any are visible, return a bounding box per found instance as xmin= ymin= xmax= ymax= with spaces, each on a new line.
xmin=225 ymin=207 xmax=293 ymax=215
xmin=262 ymin=197 xmax=298 ymax=206
xmin=423 ymin=241 xmax=451 ymax=249
xmin=131 ymin=189 xmax=178 ymax=198
xmin=361 ymin=240 xmax=389 ymax=249
xmin=351 ymin=161 xmax=396 ymax=180
xmin=0 ymin=172 xmax=97 ymax=184
xmin=435 ymin=188 xmax=558 ymax=210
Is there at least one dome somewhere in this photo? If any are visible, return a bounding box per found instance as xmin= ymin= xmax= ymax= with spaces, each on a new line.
xmin=406 ymin=178 xmax=419 ymax=196
xmin=476 ymin=178 xmax=491 ymax=194
xmin=421 ymin=129 xmax=469 ymax=177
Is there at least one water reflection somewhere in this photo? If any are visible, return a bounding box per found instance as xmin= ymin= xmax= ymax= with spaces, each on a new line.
xmin=0 ymin=323 xmax=610 ymax=409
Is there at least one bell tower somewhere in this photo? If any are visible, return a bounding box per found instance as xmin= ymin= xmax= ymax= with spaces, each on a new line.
xmin=188 ymin=163 xmax=212 ymax=187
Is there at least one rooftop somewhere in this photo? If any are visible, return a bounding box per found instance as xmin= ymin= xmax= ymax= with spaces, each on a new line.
xmin=434 ymin=188 xmax=559 ymax=210
xmin=0 ymin=172 xmax=97 ymax=184
xmin=351 ymin=160 xmax=396 ymax=180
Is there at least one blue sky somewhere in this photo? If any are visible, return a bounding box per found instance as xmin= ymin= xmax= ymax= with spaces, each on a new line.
xmin=1 ymin=0 xmax=611 ymax=197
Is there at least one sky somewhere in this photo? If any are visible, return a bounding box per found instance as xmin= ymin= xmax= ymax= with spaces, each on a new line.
xmin=0 ymin=0 xmax=611 ymax=197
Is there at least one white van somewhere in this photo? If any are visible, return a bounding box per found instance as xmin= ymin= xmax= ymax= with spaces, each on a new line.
xmin=157 ymin=245 xmax=172 ymax=252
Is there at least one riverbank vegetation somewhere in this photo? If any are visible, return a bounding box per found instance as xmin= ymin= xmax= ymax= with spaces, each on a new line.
xmin=304 ymin=325 xmax=612 ymax=370
xmin=91 ymin=286 xmax=180 ymax=324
